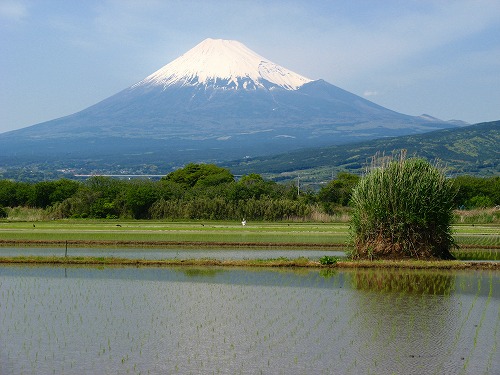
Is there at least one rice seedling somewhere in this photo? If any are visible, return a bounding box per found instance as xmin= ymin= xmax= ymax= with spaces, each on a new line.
xmin=453 ymin=249 xmax=499 ymax=261
xmin=0 ymin=265 xmax=497 ymax=374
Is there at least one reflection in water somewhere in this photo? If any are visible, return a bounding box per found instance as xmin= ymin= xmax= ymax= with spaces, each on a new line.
xmin=345 ymin=269 xmax=460 ymax=374
xmin=0 ymin=247 xmax=346 ymax=260
xmin=319 ymin=268 xmax=338 ymax=279
xmin=179 ymin=268 xmax=225 ymax=277
xmin=0 ymin=266 xmax=497 ymax=375
xmin=351 ymin=269 xmax=454 ymax=295
xmin=345 ymin=270 xmax=499 ymax=375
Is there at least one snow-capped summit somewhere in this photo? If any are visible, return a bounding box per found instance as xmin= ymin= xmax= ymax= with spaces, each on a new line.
xmin=0 ymin=38 xmax=460 ymax=173
xmin=134 ymin=38 xmax=312 ymax=91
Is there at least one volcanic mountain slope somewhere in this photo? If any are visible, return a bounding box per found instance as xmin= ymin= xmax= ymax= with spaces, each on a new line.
xmin=0 ymin=38 xmax=460 ymax=169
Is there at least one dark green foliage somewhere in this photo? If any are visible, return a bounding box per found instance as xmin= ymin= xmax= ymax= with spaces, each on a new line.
xmin=0 ymin=206 xmax=7 ymax=218
xmin=32 ymin=179 xmax=80 ymax=208
xmin=124 ymin=180 xmax=159 ymax=219
xmin=37 ymin=165 xmax=308 ymax=220
xmin=79 ymin=177 xmax=125 ymax=218
xmin=318 ymin=172 xmax=359 ymax=213
xmin=0 ymin=179 xmax=79 ymax=209
xmin=32 ymin=181 xmax=54 ymax=208
xmin=0 ymin=180 xmax=33 ymax=207
xmin=156 ymin=180 xmax=185 ymax=201
xmin=319 ymin=256 xmax=338 ymax=265
xmin=465 ymin=195 xmax=494 ymax=209
xmin=48 ymin=177 xmax=126 ymax=219
xmin=2 ymin=161 xmax=497 ymax=223
xmin=350 ymin=155 xmax=457 ymax=260
xmin=85 ymin=176 xmax=123 ymax=200
xmin=162 ymin=163 xmax=234 ymax=188
xmin=452 ymin=175 xmax=499 ymax=208
xmin=228 ymin=173 xmax=295 ymax=201
xmin=149 ymin=196 xmax=311 ymax=221
xmin=0 ymin=180 xmax=18 ymax=207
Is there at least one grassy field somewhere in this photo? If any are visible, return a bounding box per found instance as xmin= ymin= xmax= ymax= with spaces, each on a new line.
xmin=0 ymin=219 xmax=498 ymax=250
xmin=0 ymin=220 xmax=351 ymax=247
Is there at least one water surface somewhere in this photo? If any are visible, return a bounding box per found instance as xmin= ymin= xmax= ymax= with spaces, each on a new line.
xmin=0 ymin=247 xmax=346 ymax=260
xmin=0 ymin=266 xmax=498 ymax=374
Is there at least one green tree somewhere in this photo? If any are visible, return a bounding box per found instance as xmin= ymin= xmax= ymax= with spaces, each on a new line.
xmin=49 ymin=179 xmax=80 ymax=204
xmin=318 ymin=172 xmax=359 ymax=213
xmin=163 ymin=163 xmax=234 ymax=188
xmin=228 ymin=173 xmax=285 ymax=201
xmin=14 ymin=182 xmax=35 ymax=207
xmin=85 ymin=176 xmax=124 ymax=200
xmin=0 ymin=180 xmax=19 ymax=207
xmin=52 ymin=186 xmax=101 ymax=218
xmin=49 ymin=177 xmax=123 ymax=218
xmin=124 ymin=180 xmax=159 ymax=219
xmin=30 ymin=179 xmax=82 ymax=209
xmin=156 ymin=180 xmax=187 ymax=200
xmin=466 ymin=195 xmax=494 ymax=209
xmin=0 ymin=180 xmax=34 ymax=207
xmin=453 ymin=175 xmax=499 ymax=208
xmin=33 ymin=181 xmax=57 ymax=208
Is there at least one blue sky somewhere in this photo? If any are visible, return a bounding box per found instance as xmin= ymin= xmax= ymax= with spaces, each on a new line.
xmin=1 ymin=0 xmax=500 ymax=133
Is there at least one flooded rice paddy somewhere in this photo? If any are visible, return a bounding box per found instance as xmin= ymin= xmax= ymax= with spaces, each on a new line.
xmin=0 ymin=247 xmax=346 ymax=261
xmin=0 ymin=264 xmax=498 ymax=374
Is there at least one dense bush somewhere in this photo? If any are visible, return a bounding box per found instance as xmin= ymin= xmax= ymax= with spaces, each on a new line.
xmin=350 ymin=156 xmax=456 ymax=260
xmin=149 ymin=196 xmax=311 ymax=221
xmin=39 ymin=165 xmax=311 ymax=220
xmin=0 ymin=179 xmax=79 ymax=208
xmin=1 ymin=161 xmax=497 ymax=223
xmin=452 ymin=175 xmax=499 ymax=208
xmin=318 ymin=172 xmax=359 ymax=214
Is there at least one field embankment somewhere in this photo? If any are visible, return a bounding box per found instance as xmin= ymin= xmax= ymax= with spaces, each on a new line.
xmin=0 ymin=256 xmax=498 ymax=270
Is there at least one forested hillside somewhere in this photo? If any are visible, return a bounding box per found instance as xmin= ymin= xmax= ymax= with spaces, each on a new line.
xmin=226 ymin=120 xmax=499 ymax=184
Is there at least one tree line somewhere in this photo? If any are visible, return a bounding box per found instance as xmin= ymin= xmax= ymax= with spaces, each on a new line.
xmin=0 ymin=163 xmax=498 ymax=220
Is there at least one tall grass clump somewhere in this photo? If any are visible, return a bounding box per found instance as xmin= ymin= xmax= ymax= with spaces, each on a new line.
xmin=350 ymin=153 xmax=457 ymax=260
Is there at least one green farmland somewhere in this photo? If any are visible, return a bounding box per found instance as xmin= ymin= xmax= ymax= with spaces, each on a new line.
xmin=0 ymin=220 xmax=349 ymax=247
xmin=0 ymin=221 xmax=498 ymax=258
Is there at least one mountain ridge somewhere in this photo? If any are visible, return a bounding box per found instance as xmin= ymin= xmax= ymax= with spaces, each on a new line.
xmin=224 ymin=120 xmax=499 ymax=184
xmin=0 ymin=38 xmax=462 ymax=173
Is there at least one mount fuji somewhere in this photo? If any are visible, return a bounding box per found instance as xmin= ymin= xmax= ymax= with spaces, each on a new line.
xmin=0 ymin=38 xmax=460 ymax=172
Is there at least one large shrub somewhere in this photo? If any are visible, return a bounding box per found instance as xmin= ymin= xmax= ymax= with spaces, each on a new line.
xmin=350 ymin=155 xmax=456 ymax=260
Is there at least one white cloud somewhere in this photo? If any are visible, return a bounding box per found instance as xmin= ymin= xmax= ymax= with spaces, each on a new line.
xmin=363 ymin=91 xmax=378 ymax=97
xmin=296 ymin=1 xmax=500 ymax=83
